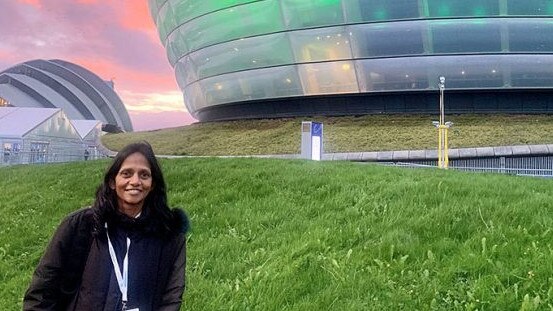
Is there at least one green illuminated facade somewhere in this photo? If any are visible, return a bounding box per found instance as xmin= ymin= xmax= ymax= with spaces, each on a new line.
xmin=149 ymin=0 xmax=553 ymax=121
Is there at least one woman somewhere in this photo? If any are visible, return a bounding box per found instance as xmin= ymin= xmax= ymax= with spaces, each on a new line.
xmin=24 ymin=142 xmax=189 ymax=310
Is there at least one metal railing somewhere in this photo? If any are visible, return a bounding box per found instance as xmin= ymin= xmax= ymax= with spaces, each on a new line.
xmin=1 ymin=151 xmax=107 ymax=166
xmin=381 ymin=155 xmax=553 ymax=177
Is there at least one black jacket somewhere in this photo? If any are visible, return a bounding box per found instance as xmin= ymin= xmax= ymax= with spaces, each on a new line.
xmin=23 ymin=207 xmax=189 ymax=310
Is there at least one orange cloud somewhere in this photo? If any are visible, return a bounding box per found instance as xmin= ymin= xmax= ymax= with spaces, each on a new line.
xmin=118 ymin=1 xmax=162 ymax=45
xmin=17 ymin=0 xmax=41 ymax=8
xmin=121 ymin=1 xmax=153 ymax=32
xmin=71 ymin=57 xmax=177 ymax=92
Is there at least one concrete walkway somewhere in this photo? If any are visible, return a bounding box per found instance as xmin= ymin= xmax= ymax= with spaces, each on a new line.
xmin=320 ymin=144 xmax=553 ymax=162
xmin=158 ymin=144 xmax=553 ymax=162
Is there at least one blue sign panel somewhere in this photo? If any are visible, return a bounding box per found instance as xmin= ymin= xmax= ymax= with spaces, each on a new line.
xmin=312 ymin=122 xmax=322 ymax=136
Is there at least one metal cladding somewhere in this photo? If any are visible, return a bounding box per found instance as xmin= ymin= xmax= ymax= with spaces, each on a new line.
xmin=149 ymin=0 xmax=553 ymax=121
xmin=0 ymin=59 xmax=133 ymax=132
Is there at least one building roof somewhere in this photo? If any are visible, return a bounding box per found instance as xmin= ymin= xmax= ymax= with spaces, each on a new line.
xmin=0 ymin=107 xmax=60 ymax=139
xmin=0 ymin=59 xmax=133 ymax=132
xmin=71 ymin=119 xmax=101 ymax=139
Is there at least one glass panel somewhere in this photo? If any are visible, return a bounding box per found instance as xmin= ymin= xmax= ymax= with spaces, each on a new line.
xmin=507 ymin=0 xmax=553 ymax=15
xmin=190 ymin=33 xmax=294 ymax=81
xmin=436 ymin=57 xmax=504 ymax=89
xmin=166 ymin=37 xmax=178 ymax=65
xmin=357 ymin=55 xmax=505 ymax=92
xmin=427 ymin=0 xmax=500 ymax=17
xmin=289 ymin=27 xmax=352 ymax=63
xmin=200 ymin=66 xmax=303 ymax=107
xmin=166 ymin=26 xmax=189 ymax=65
xmin=184 ymin=83 xmax=206 ymax=111
xmin=156 ymin=5 xmax=168 ymax=39
xmin=431 ymin=20 xmax=502 ymax=53
xmin=356 ymin=55 xmax=553 ymax=92
xmin=175 ymin=59 xmax=193 ymax=89
xmin=343 ymin=0 xmax=420 ymax=22
xmin=32 ymin=111 xmax=80 ymax=139
xmin=298 ymin=61 xmax=359 ymax=95
xmin=281 ymin=0 xmax=344 ymax=28
xmin=157 ymin=3 xmax=176 ymax=40
xmin=508 ymin=19 xmax=553 ymax=52
xmin=155 ymin=0 xmax=167 ymax=8
xmin=357 ymin=58 xmax=430 ymax=92
xmin=510 ymin=55 xmax=553 ymax=87
xmin=349 ymin=21 xmax=424 ymax=58
xmin=170 ymin=0 xmax=259 ymax=26
xmin=176 ymin=0 xmax=284 ymax=55
xmin=148 ymin=0 xmax=160 ymax=20
xmin=176 ymin=56 xmax=198 ymax=87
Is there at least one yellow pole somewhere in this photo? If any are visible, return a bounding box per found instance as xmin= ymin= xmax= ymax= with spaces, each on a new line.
xmin=438 ymin=126 xmax=443 ymax=168
xmin=444 ymin=125 xmax=449 ymax=169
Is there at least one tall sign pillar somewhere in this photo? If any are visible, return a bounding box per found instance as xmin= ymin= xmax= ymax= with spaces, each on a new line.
xmin=301 ymin=121 xmax=323 ymax=161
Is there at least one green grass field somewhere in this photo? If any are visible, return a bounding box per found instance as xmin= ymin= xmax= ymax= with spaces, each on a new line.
xmin=102 ymin=114 xmax=553 ymax=156
xmin=1 ymin=158 xmax=552 ymax=310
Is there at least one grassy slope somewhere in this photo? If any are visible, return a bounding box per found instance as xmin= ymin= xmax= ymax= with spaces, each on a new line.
xmin=102 ymin=115 xmax=553 ymax=156
xmin=1 ymin=159 xmax=552 ymax=310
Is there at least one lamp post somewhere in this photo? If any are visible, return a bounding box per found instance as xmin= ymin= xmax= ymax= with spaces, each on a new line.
xmin=439 ymin=76 xmax=445 ymax=126
xmin=434 ymin=76 xmax=452 ymax=169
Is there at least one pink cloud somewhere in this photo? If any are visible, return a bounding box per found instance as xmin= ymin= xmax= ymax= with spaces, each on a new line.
xmin=0 ymin=0 xmax=190 ymax=131
xmin=120 ymin=1 xmax=155 ymax=32
xmin=16 ymin=0 xmax=41 ymax=8
xmin=2 ymin=1 xmax=173 ymax=84
xmin=71 ymin=57 xmax=177 ymax=93
xmin=129 ymin=110 xmax=197 ymax=132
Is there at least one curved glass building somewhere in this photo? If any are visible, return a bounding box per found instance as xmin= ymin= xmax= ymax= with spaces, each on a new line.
xmin=0 ymin=59 xmax=133 ymax=132
xmin=149 ymin=0 xmax=553 ymax=121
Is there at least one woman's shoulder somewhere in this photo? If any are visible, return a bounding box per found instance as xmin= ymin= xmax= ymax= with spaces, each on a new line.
xmin=61 ymin=207 xmax=95 ymax=228
xmin=170 ymin=208 xmax=190 ymax=234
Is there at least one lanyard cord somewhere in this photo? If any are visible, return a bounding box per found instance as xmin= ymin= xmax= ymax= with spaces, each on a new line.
xmin=105 ymin=223 xmax=131 ymax=305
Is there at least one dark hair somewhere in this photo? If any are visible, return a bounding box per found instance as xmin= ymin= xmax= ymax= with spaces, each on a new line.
xmin=92 ymin=141 xmax=175 ymax=236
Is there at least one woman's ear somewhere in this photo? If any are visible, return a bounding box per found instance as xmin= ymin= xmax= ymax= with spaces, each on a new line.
xmin=109 ymin=180 xmax=115 ymax=190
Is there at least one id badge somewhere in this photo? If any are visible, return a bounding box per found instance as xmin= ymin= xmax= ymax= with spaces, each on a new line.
xmin=127 ymin=309 xmax=139 ymax=311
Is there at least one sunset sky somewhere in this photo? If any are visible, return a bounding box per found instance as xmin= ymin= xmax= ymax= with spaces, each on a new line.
xmin=1 ymin=0 xmax=197 ymax=131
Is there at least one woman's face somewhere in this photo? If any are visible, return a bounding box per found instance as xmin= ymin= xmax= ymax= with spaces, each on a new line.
xmin=111 ymin=152 xmax=153 ymax=216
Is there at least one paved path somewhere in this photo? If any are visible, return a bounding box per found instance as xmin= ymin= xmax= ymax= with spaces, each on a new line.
xmin=158 ymin=144 xmax=553 ymax=162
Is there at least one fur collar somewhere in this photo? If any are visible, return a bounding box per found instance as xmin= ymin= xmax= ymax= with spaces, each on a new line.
xmin=171 ymin=208 xmax=190 ymax=234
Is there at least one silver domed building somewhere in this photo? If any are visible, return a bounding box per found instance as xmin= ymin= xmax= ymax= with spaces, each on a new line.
xmin=149 ymin=0 xmax=553 ymax=121
xmin=0 ymin=59 xmax=133 ymax=132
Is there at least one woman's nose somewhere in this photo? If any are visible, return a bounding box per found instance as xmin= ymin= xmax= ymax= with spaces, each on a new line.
xmin=129 ymin=173 xmax=141 ymax=184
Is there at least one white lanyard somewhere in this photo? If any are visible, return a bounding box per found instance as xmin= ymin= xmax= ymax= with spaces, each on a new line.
xmin=105 ymin=223 xmax=131 ymax=307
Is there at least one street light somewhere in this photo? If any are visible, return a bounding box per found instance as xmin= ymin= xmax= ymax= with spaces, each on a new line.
xmin=439 ymin=76 xmax=445 ymax=126
xmin=434 ymin=76 xmax=451 ymax=169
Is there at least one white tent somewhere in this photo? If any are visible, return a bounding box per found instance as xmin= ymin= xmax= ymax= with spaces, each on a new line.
xmin=0 ymin=107 xmax=86 ymax=165
xmin=71 ymin=119 xmax=103 ymax=160
xmin=0 ymin=107 xmax=60 ymax=139
xmin=71 ymin=119 xmax=102 ymax=140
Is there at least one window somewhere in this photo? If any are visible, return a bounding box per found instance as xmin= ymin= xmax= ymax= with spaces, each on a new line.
xmin=0 ymin=97 xmax=9 ymax=107
xmin=30 ymin=142 xmax=49 ymax=163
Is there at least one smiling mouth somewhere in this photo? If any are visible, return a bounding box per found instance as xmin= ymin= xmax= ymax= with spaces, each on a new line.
xmin=126 ymin=189 xmax=142 ymax=194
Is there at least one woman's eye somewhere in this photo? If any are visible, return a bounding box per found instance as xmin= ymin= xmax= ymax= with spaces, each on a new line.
xmin=120 ymin=171 xmax=131 ymax=177
xmin=141 ymin=173 xmax=151 ymax=179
